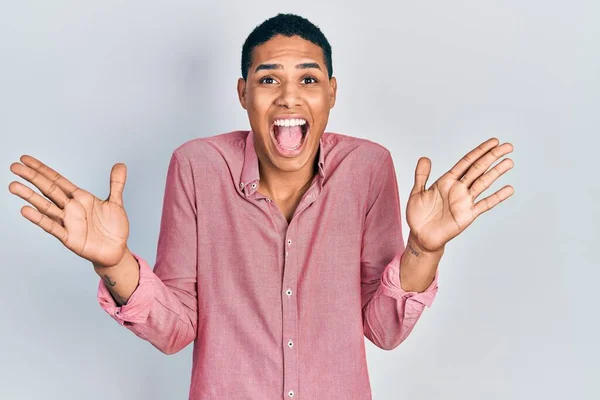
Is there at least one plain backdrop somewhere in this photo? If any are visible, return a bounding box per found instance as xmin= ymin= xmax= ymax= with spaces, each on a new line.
xmin=1 ymin=1 xmax=598 ymax=399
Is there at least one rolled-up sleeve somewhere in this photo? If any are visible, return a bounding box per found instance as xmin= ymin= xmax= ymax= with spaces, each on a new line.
xmin=361 ymin=151 xmax=439 ymax=351
xmin=97 ymin=150 xmax=198 ymax=355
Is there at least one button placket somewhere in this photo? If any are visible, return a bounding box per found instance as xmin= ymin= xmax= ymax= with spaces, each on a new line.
xmin=282 ymin=228 xmax=298 ymax=400
xmin=285 ymin=238 xmax=294 ymax=354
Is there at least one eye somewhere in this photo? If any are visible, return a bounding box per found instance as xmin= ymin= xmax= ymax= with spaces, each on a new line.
xmin=259 ymin=76 xmax=278 ymax=84
xmin=302 ymin=76 xmax=318 ymax=84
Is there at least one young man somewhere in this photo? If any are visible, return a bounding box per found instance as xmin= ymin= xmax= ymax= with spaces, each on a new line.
xmin=8 ymin=13 xmax=514 ymax=400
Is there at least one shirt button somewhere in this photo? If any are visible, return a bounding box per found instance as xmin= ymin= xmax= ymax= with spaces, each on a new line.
xmin=288 ymin=340 xmax=294 ymax=347
xmin=285 ymin=251 xmax=289 ymax=257
xmin=286 ymin=289 xmax=292 ymax=296
xmin=288 ymin=390 xmax=294 ymax=397
xmin=239 ymin=182 xmax=244 ymax=188
xmin=287 ymin=239 xmax=292 ymax=246
xmin=251 ymin=182 xmax=257 ymax=189
xmin=266 ymin=198 xmax=271 ymax=202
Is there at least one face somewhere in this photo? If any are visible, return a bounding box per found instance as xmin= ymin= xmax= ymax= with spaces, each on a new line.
xmin=237 ymin=34 xmax=337 ymax=176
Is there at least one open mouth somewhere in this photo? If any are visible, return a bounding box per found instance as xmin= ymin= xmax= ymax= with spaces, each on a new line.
xmin=269 ymin=119 xmax=310 ymax=152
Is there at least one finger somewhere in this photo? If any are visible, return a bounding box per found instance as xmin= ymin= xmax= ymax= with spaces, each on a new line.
xmin=8 ymin=181 xmax=66 ymax=223
xmin=460 ymin=142 xmax=514 ymax=187
xmin=21 ymin=155 xmax=79 ymax=202
xmin=410 ymin=157 xmax=431 ymax=196
xmin=20 ymin=155 xmax=80 ymax=196
xmin=20 ymin=205 xmax=69 ymax=244
xmin=108 ymin=163 xmax=127 ymax=206
xmin=448 ymin=138 xmax=500 ymax=183
xmin=469 ymin=158 xmax=514 ymax=200
xmin=17 ymin=155 xmax=80 ymax=206
xmin=473 ymin=185 xmax=515 ymax=218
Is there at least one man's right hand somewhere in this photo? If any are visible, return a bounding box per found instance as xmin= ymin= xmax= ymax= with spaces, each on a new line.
xmin=8 ymin=155 xmax=130 ymax=269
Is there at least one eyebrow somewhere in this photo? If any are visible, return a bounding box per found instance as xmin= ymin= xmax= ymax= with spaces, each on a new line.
xmin=254 ymin=62 xmax=322 ymax=73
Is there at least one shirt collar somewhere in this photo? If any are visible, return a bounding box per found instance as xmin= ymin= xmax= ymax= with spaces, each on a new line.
xmin=239 ymin=130 xmax=325 ymax=197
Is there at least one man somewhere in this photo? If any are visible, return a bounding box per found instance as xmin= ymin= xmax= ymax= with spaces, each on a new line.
xmin=8 ymin=13 xmax=514 ymax=400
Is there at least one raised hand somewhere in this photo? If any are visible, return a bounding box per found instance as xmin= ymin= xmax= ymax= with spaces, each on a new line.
xmin=406 ymin=138 xmax=514 ymax=253
xmin=8 ymin=155 xmax=130 ymax=268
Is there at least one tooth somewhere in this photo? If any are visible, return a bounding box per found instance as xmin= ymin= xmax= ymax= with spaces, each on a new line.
xmin=273 ymin=118 xmax=309 ymax=127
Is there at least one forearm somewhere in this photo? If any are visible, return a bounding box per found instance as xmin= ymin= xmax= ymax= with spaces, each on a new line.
xmin=400 ymin=231 xmax=444 ymax=292
xmin=93 ymin=248 xmax=140 ymax=306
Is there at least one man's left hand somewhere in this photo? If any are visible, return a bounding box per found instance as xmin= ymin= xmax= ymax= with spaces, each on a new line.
xmin=406 ymin=137 xmax=515 ymax=254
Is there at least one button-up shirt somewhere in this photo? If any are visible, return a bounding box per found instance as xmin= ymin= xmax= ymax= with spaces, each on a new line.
xmin=97 ymin=130 xmax=439 ymax=399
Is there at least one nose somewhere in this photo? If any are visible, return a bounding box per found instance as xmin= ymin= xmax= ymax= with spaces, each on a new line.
xmin=275 ymin=81 xmax=301 ymax=108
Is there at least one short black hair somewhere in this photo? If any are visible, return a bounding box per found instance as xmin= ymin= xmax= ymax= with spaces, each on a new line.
xmin=241 ymin=13 xmax=333 ymax=80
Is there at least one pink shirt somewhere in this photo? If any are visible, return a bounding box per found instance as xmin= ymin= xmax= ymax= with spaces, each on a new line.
xmin=98 ymin=130 xmax=439 ymax=399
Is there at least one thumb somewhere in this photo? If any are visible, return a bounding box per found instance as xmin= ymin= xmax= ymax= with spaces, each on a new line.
xmin=410 ymin=157 xmax=431 ymax=196
xmin=108 ymin=163 xmax=127 ymax=206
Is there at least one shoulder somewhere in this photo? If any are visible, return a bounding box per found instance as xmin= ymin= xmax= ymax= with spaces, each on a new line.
xmin=322 ymin=131 xmax=391 ymax=170
xmin=171 ymin=131 xmax=245 ymax=161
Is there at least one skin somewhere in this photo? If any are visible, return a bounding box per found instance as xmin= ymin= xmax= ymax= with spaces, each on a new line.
xmin=237 ymin=34 xmax=337 ymax=212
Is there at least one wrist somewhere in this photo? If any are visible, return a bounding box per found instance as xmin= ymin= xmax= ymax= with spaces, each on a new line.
xmin=93 ymin=247 xmax=132 ymax=272
xmin=406 ymin=231 xmax=444 ymax=257
xmin=400 ymin=232 xmax=443 ymax=292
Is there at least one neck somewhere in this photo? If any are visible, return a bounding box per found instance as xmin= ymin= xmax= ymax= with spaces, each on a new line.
xmin=257 ymin=154 xmax=319 ymax=203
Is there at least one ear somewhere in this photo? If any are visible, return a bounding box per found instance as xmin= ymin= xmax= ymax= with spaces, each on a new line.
xmin=237 ymin=78 xmax=247 ymax=109
xmin=329 ymin=76 xmax=337 ymax=109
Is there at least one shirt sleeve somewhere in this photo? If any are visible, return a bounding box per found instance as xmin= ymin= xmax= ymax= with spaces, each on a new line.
xmin=97 ymin=150 xmax=198 ymax=355
xmin=361 ymin=150 xmax=439 ymax=351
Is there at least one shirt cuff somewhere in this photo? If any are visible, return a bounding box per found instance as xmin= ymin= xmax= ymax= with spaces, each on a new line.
xmin=97 ymin=251 xmax=156 ymax=326
xmin=378 ymin=253 xmax=439 ymax=307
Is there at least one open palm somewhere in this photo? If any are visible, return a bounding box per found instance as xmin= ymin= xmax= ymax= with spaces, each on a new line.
xmin=8 ymin=155 xmax=130 ymax=268
xmin=406 ymin=138 xmax=515 ymax=253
